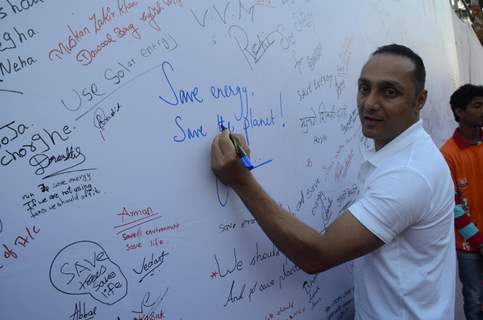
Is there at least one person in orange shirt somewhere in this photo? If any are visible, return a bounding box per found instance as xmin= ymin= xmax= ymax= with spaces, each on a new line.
xmin=441 ymin=83 xmax=483 ymax=320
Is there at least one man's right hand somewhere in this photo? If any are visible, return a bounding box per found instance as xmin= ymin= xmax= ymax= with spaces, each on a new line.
xmin=211 ymin=131 xmax=253 ymax=188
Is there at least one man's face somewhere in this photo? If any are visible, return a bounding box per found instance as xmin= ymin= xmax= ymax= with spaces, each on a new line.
xmin=357 ymin=54 xmax=427 ymax=150
xmin=457 ymin=96 xmax=483 ymax=128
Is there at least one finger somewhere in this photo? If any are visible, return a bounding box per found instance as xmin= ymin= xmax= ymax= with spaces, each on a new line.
xmin=218 ymin=131 xmax=237 ymax=159
xmin=232 ymin=133 xmax=251 ymax=157
xmin=211 ymin=134 xmax=225 ymax=168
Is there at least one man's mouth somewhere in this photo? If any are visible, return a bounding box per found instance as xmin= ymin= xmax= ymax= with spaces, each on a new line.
xmin=363 ymin=116 xmax=383 ymax=124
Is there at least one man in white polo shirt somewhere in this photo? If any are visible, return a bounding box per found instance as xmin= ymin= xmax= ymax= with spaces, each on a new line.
xmin=211 ymin=44 xmax=456 ymax=319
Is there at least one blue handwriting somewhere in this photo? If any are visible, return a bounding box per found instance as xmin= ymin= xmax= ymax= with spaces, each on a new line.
xmin=172 ymin=115 xmax=207 ymax=143
xmin=159 ymin=61 xmax=204 ymax=106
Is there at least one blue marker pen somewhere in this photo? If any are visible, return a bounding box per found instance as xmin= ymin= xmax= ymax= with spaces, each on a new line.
xmin=232 ymin=138 xmax=254 ymax=170
xmin=220 ymin=125 xmax=254 ymax=170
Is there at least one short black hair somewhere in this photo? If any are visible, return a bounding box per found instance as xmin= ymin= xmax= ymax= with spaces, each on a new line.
xmin=450 ymin=83 xmax=483 ymax=122
xmin=372 ymin=44 xmax=426 ymax=93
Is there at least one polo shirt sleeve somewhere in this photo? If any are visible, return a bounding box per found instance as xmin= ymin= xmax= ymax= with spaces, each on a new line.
xmin=349 ymin=167 xmax=432 ymax=243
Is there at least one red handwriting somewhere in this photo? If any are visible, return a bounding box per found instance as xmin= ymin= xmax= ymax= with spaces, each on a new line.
xmin=122 ymin=228 xmax=143 ymax=241
xmin=144 ymin=223 xmax=179 ymax=236
xmin=113 ymin=208 xmax=173 ymax=254
xmin=89 ymin=6 xmax=116 ymax=34
xmin=117 ymin=206 xmax=155 ymax=223
xmin=2 ymin=244 xmax=17 ymax=259
xmin=1 ymin=225 xmax=40 ymax=270
xmin=76 ymin=33 xmax=117 ymax=66
xmin=126 ymin=242 xmax=142 ymax=251
xmin=48 ymin=25 xmax=91 ymax=61
xmin=14 ymin=225 xmax=40 ymax=247
xmin=140 ymin=0 xmax=183 ymax=31
xmin=264 ymin=301 xmax=305 ymax=320
xmin=114 ymin=23 xmax=141 ymax=39
xmin=48 ymin=2 xmax=142 ymax=65
xmin=118 ymin=0 xmax=139 ymax=15
xmin=134 ymin=311 xmax=165 ymax=320
xmin=140 ymin=1 xmax=163 ymax=31
xmin=334 ymin=149 xmax=354 ymax=181
xmin=150 ymin=238 xmax=164 ymax=248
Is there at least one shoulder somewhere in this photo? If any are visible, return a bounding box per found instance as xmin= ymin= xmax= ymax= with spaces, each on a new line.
xmin=350 ymin=167 xmax=433 ymax=242
xmin=440 ymin=137 xmax=458 ymax=155
xmin=370 ymin=165 xmax=432 ymax=193
xmin=406 ymin=137 xmax=453 ymax=183
xmin=378 ymin=140 xmax=447 ymax=186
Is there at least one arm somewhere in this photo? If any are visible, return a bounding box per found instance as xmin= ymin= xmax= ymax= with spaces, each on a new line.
xmin=442 ymin=151 xmax=483 ymax=252
xmin=211 ymin=131 xmax=383 ymax=274
xmin=454 ymin=193 xmax=483 ymax=252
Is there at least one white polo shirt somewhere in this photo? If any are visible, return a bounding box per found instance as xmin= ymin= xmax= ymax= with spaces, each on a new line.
xmin=349 ymin=120 xmax=456 ymax=320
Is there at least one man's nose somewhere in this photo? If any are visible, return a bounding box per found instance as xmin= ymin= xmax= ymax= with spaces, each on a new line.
xmin=363 ymin=91 xmax=381 ymax=111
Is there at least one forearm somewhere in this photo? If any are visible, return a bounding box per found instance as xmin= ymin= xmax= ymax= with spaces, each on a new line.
xmin=211 ymin=132 xmax=381 ymax=272
xmin=232 ymin=175 xmax=329 ymax=273
xmin=454 ymin=204 xmax=483 ymax=248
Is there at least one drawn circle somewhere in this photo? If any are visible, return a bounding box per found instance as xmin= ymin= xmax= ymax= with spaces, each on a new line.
xmin=49 ymin=240 xmax=128 ymax=305
xmin=215 ymin=178 xmax=229 ymax=207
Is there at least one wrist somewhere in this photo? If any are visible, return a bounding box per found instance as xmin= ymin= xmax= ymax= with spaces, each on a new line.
xmin=232 ymin=172 xmax=257 ymax=193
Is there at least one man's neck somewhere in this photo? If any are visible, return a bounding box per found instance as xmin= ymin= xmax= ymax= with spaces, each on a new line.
xmin=458 ymin=123 xmax=482 ymax=144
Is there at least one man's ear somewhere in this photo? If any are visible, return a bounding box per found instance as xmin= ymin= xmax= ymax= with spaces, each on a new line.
xmin=415 ymin=89 xmax=427 ymax=112
xmin=455 ymin=107 xmax=464 ymax=119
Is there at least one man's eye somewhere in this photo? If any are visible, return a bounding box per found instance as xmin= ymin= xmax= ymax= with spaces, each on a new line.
xmin=468 ymin=102 xmax=482 ymax=110
xmin=358 ymin=85 xmax=369 ymax=95
xmin=384 ymin=88 xmax=398 ymax=97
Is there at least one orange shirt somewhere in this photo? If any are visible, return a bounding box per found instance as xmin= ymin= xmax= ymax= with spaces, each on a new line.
xmin=441 ymin=129 xmax=483 ymax=252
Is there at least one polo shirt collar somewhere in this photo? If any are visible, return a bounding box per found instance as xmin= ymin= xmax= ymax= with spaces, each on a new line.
xmin=364 ymin=119 xmax=425 ymax=167
xmin=452 ymin=128 xmax=483 ymax=149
